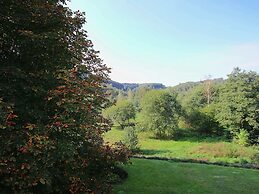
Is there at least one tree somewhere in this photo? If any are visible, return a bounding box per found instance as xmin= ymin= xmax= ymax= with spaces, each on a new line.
xmin=0 ymin=1 xmax=129 ymax=193
xmin=183 ymin=105 xmax=220 ymax=135
xmin=140 ymin=90 xmax=182 ymax=138
xmin=127 ymin=89 xmax=134 ymax=102
xmin=204 ymin=75 xmax=213 ymax=105
xmin=103 ymin=100 xmax=136 ymax=129
xmin=181 ymin=81 xmax=221 ymax=109
xmin=117 ymin=91 xmax=126 ymax=102
xmin=132 ymin=86 xmax=150 ymax=109
xmin=181 ymin=85 xmax=207 ymax=109
xmin=215 ymin=68 xmax=259 ymax=143
xmin=179 ymin=81 xmax=222 ymax=135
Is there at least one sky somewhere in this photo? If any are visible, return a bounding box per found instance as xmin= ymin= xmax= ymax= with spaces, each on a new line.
xmin=68 ymin=0 xmax=259 ymax=86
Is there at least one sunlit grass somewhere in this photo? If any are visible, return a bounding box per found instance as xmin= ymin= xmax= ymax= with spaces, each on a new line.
xmin=114 ymin=158 xmax=259 ymax=194
xmin=105 ymin=128 xmax=259 ymax=164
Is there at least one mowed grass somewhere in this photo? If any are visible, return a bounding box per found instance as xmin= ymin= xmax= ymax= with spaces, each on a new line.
xmin=105 ymin=128 xmax=259 ymax=164
xmin=114 ymin=158 xmax=259 ymax=194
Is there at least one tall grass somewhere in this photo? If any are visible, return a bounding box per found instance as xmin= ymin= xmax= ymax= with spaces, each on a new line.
xmin=105 ymin=128 xmax=259 ymax=165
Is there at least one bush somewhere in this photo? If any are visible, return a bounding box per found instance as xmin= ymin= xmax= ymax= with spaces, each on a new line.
xmin=178 ymin=117 xmax=191 ymax=129
xmin=124 ymin=127 xmax=139 ymax=152
xmin=252 ymin=153 xmax=259 ymax=165
xmin=234 ymin=129 xmax=250 ymax=146
xmin=107 ymin=166 xmax=128 ymax=184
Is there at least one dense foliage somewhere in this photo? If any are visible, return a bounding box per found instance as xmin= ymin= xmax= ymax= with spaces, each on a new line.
xmin=179 ymin=82 xmax=221 ymax=135
xmin=0 ymin=1 xmax=129 ymax=193
xmin=215 ymin=68 xmax=259 ymax=143
xmin=103 ymin=100 xmax=136 ymax=129
xmin=104 ymin=68 xmax=258 ymax=145
xmin=140 ymin=90 xmax=182 ymax=138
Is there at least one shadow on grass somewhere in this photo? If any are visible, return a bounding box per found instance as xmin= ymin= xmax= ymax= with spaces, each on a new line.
xmin=113 ymin=125 xmax=124 ymax=130
xmin=147 ymin=129 xmax=229 ymax=143
xmin=140 ymin=149 xmax=169 ymax=156
xmin=147 ymin=135 xmax=227 ymax=143
xmin=132 ymin=155 xmax=259 ymax=170
xmin=174 ymin=135 xmax=229 ymax=143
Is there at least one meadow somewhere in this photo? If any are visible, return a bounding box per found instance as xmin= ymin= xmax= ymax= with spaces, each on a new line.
xmin=105 ymin=128 xmax=259 ymax=193
xmin=105 ymin=128 xmax=259 ymax=165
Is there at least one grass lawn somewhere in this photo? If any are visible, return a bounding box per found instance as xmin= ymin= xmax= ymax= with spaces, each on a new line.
xmin=105 ymin=128 xmax=259 ymax=164
xmin=114 ymin=158 xmax=259 ymax=194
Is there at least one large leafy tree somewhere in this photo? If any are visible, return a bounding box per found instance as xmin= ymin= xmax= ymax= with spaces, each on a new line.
xmin=180 ymin=83 xmax=221 ymax=135
xmin=103 ymin=100 xmax=136 ymax=129
xmin=215 ymin=68 xmax=259 ymax=143
xmin=181 ymin=81 xmax=221 ymax=109
xmin=0 ymin=1 xmax=128 ymax=193
xmin=140 ymin=90 xmax=182 ymax=138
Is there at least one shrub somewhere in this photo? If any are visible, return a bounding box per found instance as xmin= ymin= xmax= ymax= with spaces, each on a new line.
xmin=107 ymin=166 xmax=128 ymax=184
xmin=124 ymin=127 xmax=139 ymax=152
xmin=234 ymin=129 xmax=250 ymax=146
xmin=178 ymin=117 xmax=191 ymax=129
xmin=252 ymin=153 xmax=259 ymax=165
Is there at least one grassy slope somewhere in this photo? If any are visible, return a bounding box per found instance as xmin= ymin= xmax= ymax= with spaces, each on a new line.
xmin=114 ymin=158 xmax=259 ymax=194
xmin=105 ymin=128 xmax=259 ymax=164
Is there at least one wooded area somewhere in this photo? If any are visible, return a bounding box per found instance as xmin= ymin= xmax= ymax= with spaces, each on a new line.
xmin=104 ymin=68 xmax=259 ymax=145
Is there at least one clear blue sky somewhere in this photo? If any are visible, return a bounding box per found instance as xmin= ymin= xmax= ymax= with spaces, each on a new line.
xmin=69 ymin=0 xmax=259 ymax=86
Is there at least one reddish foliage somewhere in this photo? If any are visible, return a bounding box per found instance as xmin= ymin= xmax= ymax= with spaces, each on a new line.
xmin=0 ymin=0 xmax=130 ymax=193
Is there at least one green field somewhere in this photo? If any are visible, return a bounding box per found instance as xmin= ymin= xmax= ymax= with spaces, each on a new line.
xmin=114 ymin=158 xmax=259 ymax=194
xmin=105 ymin=128 xmax=259 ymax=164
xmin=107 ymin=128 xmax=259 ymax=193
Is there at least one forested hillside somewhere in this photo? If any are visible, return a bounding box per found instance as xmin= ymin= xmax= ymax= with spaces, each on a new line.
xmin=171 ymin=78 xmax=224 ymax=95
xmin=108 ymin=80 xmax=165 ymax=91
xmin=104 ymin=68 xmax=259 ymax=145
xmin=106 ymin=78 xmax=224 ymax=102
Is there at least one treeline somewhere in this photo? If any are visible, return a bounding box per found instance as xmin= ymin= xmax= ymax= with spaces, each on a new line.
xmin=105 ymin=81 xmax=166 ymax=103
xmin=103 ymin=68 xmax=259 ymax=146
xmin=108 ymin=80 xmax=166 ymax=91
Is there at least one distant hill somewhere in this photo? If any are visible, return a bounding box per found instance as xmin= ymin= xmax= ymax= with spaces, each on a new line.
xmin=106 ymin=78 xmax=224 ymax=102
xmin=108 ymin=80 xmax=166 ymax=91
xmin=172 ymin=78 xmax=224 ymax=94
